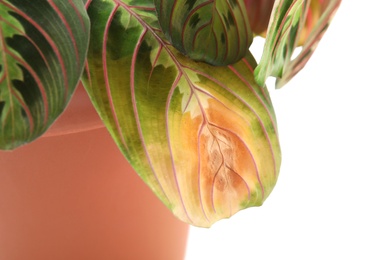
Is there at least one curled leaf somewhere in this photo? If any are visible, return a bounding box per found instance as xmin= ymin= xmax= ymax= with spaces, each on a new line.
xmin=298 ymin=0 xmax=333 ymax=44
xmin=154 ymin=0 xmax=253 ymax=66
xmin=254 ymin=0 xmax=341 ymax=88
xmin=84 ymin=0 xmax=281 ymax=227
xmin=0 ymin=0 xmax=90 ymax=149
xmin=276 ymin=0 xmax=341 ymax=87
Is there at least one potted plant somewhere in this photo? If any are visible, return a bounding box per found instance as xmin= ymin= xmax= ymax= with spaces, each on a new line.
xmin=0 ymin=0 xmax=341 ymax=259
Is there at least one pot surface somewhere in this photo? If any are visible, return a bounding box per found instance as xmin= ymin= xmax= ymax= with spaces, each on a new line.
xmin=0 ymin=86 xmax=189 ymax=260
xmin=44 ymin=84 xmax=104 ymax=137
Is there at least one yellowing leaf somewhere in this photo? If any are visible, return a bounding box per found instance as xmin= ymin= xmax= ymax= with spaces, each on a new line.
xmin=83 ymin=0 xmax=281 ymax=227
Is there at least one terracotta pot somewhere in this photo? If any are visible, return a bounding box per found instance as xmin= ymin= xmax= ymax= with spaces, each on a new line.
xmin=0 ymin=85 xmax=189 ymax=260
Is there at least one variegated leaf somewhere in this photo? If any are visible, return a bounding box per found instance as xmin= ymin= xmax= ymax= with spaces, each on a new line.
xmin=83 ymin=0 xmax=281 ymax=227
xmin=154 ymin=0 xmax=253 ymax=66
xmin=254 ymin=0 xmax=307 ymax=88
xmin=254 ymin=0 xmax=341 ymax=89
xmin=276 ymin=0 xmax=341 ymax=87
xmin=244 ymin=0 xmax=275 ymax=36
xmin=0 ymin=0 xmax=90 ymax=149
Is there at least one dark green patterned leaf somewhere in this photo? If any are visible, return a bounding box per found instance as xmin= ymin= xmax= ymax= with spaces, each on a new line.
xmin=0 ymin=0 xmax=90 ymax=149
xmin=154 ymin=0 xmax=253 ymax=66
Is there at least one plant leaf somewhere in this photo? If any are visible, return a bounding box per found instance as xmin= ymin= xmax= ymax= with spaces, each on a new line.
xmin=254 ymin=0 xmax=341 ymax=89
xmin=83 ymin=0 xmax=281 ymax=227
xmin=244 ymin=0 xmax=275 ymax=36
xmin=0 ymin=0 xmax=90 ymax=150
xmin=254 ymin=0 xmax=307 ymax=88
xmin=275 ymin=0 xmax=341 ymax=87
xmin=154 ymin=0 xmax=253 ymax=66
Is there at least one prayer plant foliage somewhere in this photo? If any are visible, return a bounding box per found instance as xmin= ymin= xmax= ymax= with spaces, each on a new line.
xmin=0 ymin=0 xmax=340 ymax=227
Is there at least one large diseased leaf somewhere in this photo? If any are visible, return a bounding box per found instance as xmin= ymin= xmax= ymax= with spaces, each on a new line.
xmin=84 ymin=0 xmax=281 ymax=227
xmin=254 ymin=0 xmax=341 ymax=89
xmin=154 ymin=0 xmax=253 ymax=66
xmin=0 ymin=0 xmax=90 ymax=149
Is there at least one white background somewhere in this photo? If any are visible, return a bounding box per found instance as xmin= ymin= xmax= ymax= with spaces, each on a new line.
xmin=186 ymin=1 xmax=390 ymax=259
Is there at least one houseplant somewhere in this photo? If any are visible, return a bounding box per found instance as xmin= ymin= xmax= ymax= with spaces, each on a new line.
xmin=0 ymin=0 xmax=341 ymax=258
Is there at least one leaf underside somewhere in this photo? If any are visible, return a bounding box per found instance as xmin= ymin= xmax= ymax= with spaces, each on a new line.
xmin=255 ymin=0 xmax=341 ymax=89
xmin=154 ymin=0 xmax=253 ymax=66
xmin=84 ymin=0 xmax=281 ymax=227
xmin=0 ymin=0 xmax=90 ymax=150
xmin=244 ymin=0 xmax=275 ymax=36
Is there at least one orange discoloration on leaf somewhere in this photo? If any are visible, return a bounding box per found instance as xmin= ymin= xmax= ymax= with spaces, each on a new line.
xmin=174 ymin=93 xmax=265 ymax=225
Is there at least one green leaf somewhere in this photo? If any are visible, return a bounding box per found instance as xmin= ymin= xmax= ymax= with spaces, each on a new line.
xmin=0 ymin=0 xmax=90 ymax=150
xmin=275 ymin=0 xmax=341 ymax=87
xmin=154 ymin=0 xmax=253 ymax=66
xmin=254 ymin=0 xmax=307 ymax=88
xmin=83 ymin=0 xmax=281 ymax=227
xmin=254 ymin=0 xmax=341 ymax=89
